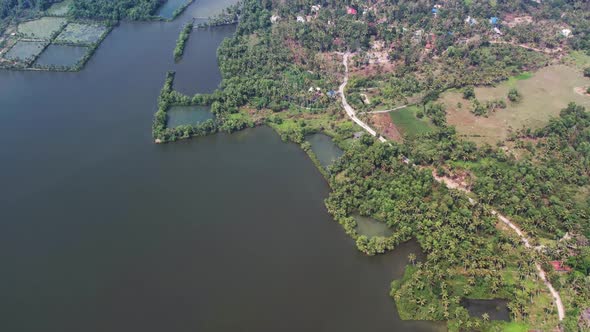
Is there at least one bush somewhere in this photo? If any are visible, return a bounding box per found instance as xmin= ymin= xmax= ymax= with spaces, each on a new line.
xmin=463 ymin=86 xmax=475 ymax=99
xmin=584 ymin=67 xmax=590 ymax=78
xmin=508 ymin=88 xmax=522 ymax=102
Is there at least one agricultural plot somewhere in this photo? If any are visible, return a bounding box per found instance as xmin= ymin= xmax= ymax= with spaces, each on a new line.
xmin=389 ymin=106 xmax=435 ymax=137
xmin=17 ymin=17 xmax=67 ymax=40
xmin=54 ymin=23 xmax=109 ymax=45
xmin=34 ymin=45 xmax=88 ymax=68
xmin=4 ymin=41 xmax=47 ymax=62
xmin=46 ymin=0 xmax=73 ymax=16
xmin=443 ymin=65 xmax=590 ymax=145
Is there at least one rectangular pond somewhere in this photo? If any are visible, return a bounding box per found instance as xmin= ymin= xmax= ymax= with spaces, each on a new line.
xmin=461 ymin=298 xmax=510 ymax=321
xmin=55 ymin=23 xmax=109 ymax=45
xmin=166 ymin=105 xmax=213 ymax=127
xmin=305 ymin=133 xmax=344 ymax=169
xmin=33 ymin=45 xmax=89 ymax=68
xmin=355 ymin=215 xmax=393 ymax=237
xmin=4 ymin=41 xmax=47 ymax=62
xmin=156 ymin=0 xmax=191 ymax=19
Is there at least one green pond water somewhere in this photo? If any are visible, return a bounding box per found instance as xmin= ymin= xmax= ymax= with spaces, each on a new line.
xmin=355 ymin=215 xmax=394 ymax=237
xmin=157 ymin=0 xmax=190 ymax=19
xmin=461 ymin=298 xmax=510 ymax=321
xmin=166 ymin=105 xmax=213 ymax=127
xmin=306 ymin=133 xmax=344 ymax=169
xmin=34 ymin=45 xmax=88 ymax=68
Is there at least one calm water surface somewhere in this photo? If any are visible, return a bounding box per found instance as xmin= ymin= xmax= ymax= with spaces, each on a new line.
xmin=166 ymin=105 xmax=213 ymax=127
xmin=0 ymin=1 xmax=443 ymax=331
xmin=34 ymin=45 xmax=89 ymax=67
xmin=305 ymin=133 xmax=344 ymax=169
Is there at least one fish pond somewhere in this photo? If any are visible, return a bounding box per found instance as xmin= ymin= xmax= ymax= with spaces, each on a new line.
xmin=55 ymin=23 xmax=109 ymax=45
xmin=355 ymin=215 xmax=394 ymax=237
xmin=461 ymin=298 xmax=510 ymax=321
xmin=305 ymin=133 xmax=344 ymax=169
xmin=34 ymin=45 xmax=88 ymax=68
xmin=166 ymin=105 xmax=213 ymax=127
xmin=4 ymin=40 xmax=47 ymax=62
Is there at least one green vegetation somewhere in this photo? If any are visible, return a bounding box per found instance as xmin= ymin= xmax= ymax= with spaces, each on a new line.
xmin=4 ymin=40 xmax=47 ymax=63
xmin=46 ymin=0 xmax=72 ymax=16
xmin=389 ymin=106 xmax=434 ymax=137
xmin=173 ymin=20 xmax=192 ymax=62
xmin=17 ymin=16 xmax=66 ymax=39
xmin=54 ymin=22 xmax=109 ymax=45
xmin=508 ymin=88 xmax=522 ymax=103
xmin=69 ymin=0 xmax=163 ymax=21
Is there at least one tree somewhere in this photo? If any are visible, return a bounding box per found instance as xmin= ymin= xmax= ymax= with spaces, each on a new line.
xmin=584 ymin=67 xmax=590 ymax=78
xmin=482 ymin=312 xmax=490 ymax=322
xmin=463 ymin=86 xmax=475 ymax=99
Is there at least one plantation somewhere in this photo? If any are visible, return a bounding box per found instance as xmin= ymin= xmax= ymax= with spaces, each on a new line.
xmin=4 ymin=40 xmax=47 ymax=62
xmin=17 ymin=17 xmax=67 ymax=40
xmin=54 ymin=23 xmax=109 ymax=45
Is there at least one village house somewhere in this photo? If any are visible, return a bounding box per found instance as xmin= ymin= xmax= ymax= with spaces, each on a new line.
xmin=270 ymin=15 xmax=280 ymax=24
xmin=296 ymin=16 xmax=305 ymax=23
xmin=561 ymin=28 xmax=572 ymax=38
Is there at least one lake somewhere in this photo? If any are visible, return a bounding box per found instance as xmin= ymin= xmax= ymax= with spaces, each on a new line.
xmin=0 ymin=1 xmax=443 ymax=331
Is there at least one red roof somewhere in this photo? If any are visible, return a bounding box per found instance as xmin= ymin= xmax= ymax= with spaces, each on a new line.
xmin=550 ymin=261 xmax=572 ymax=272
xmin=347 ymin=7 xmax=357 ymax=15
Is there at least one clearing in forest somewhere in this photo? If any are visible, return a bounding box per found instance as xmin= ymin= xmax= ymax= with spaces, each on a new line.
xmin=4 ymin=41 xmax=47 ymax=62
xmin=444 ymin=65 xmax=590 ymax=145
xmin=17 ymin=17 xmax=67 ymax=40
xmin=389 ymin=105 xmax=434 ymax=137
xmin=54 ymin=23 xmax=109 ymax=45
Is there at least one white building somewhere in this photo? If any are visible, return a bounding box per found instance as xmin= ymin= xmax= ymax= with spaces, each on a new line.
xmin=296 ymin=16 xmax=305 ymax=23
xmin=270 ymin=15 xmax=280 ymax=23
xmin=561 ymin=29 xmax=572 ymax=37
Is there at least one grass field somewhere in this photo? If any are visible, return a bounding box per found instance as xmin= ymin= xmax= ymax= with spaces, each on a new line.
xmin=444 ymin=65 xmax=590 ymax=145
xmin=55 ymin=23 xmax=109 ymax=45
xmin=4 ymin=40 xmax=47 ymax=62
xmin=17 ymin=17 xmax=67 ymax=40
xmin=389 ymin=105 xmax=434 ymax=137
xmin=564 ymin=50 xmax=590 ymax=70
xmin=46 ymin=0 xmax=72 ymax=16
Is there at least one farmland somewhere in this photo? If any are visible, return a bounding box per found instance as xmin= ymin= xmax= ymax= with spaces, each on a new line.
xmin=17 ymin=17 xmax=67 ymax=40
xmin=444 ymin=65 xmax=590 ymax=145
xmin=55 ymin=23 xmax=109 ymax=45
xmin=389 ymin=106 xmax=434 ymax=137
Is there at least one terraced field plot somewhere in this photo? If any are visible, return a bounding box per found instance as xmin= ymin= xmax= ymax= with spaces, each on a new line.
xmin=17 ymin=17 xmax=67 ymax=40
xmin=34 ymin=45 xmax=88 ymax=68
xmin=55 ymin=23 xmax=109 ymax=45
xmin=4 ymin=41 xmax=47 ymax=62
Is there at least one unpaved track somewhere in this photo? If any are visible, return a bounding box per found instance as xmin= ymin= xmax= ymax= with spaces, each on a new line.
xmin=339 ymin=51 xmax=565 ymax=322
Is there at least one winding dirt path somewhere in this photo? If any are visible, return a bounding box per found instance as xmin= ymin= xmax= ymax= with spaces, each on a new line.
xmin=339 ymin=52 xmax=565 ymax=322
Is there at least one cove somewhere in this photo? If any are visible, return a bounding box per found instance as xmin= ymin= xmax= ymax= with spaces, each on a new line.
xmin=0 ymin=1 xmax=443 ymax=331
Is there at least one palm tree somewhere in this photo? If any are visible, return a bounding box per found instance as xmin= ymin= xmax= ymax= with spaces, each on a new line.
xmin=482 ymin=312 xmax=490 ymax=322
xmin=408 ymin=253 xmax=416 ymax=265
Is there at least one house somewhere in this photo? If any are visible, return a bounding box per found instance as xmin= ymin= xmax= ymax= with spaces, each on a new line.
xmin=311 ymin=5 xmax=321 ymax=13
xmin=493 ymin=27 xmax=502 ymax=35
xmin=347 ymin=6 xmax=357 ymax=15
xmin=270 ymin=15 xmax=280 ymax=23
xmin=432 ymin=8 xmax=438 ymax=15
xmin=296 ymin=16 xmax=305 ymax=23
xmin=353 ymin=132 xmax=364 ymax=139
xmin=489 ymin=17 xmax=499 ymax=25
xmin=550 ymin=261 xmax=572 ymax=272
xmin=561 ymin=28 xmax=572 ymax=37
xmin=327 ymin=90 xmax=336 ymax=98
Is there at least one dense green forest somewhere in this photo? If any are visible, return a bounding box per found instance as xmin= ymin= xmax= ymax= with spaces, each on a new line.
xmin=70 ymin=0 xmax=164 ymax=20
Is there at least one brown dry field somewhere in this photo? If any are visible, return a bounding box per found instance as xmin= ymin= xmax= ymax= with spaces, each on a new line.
xmin=443 ymin=64 xmax=590 ymax=145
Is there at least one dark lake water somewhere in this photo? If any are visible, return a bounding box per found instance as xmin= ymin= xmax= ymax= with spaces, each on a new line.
xmin=0 ymin=1 xmax=443 ymax=331
xmin=461 ymin=298 xmax=510 ymax=322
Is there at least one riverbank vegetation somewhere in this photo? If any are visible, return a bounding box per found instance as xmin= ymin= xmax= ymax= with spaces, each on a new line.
xmin=154 ymin=0 xmax=590 ymax=330
xmin=173 ymin=20 xmax=192 ymax=62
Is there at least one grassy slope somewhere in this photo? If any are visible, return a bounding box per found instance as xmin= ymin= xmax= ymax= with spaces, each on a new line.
xmin=389 ymin=106 xmax=434 ymax=137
